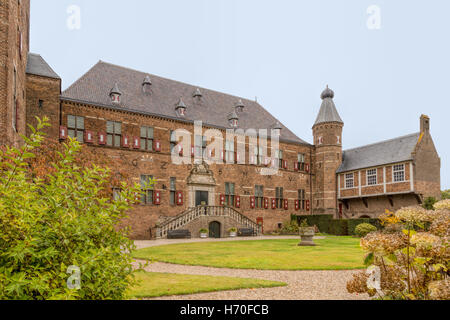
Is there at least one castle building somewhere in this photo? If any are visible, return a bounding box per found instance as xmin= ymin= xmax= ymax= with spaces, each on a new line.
xmin=0 ymin=1 xmax=441 ymax=239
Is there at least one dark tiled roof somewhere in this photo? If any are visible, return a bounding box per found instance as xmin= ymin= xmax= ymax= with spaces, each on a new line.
xmin=337 ymin=133 xmax=420 ymax=173
xmin=314 ymin=86 xmax=343 ymax=125
xmin=61 ymin=61 xmax=309 ymax=145
xmin=26 ymin=53 xmax=60 ymax=79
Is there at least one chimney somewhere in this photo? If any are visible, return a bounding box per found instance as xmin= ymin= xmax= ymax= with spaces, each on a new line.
xmin=420 ymin=115 xmax=430 ymax=133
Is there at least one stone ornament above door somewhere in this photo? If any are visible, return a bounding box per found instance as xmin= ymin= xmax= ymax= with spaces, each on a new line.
xmin=187 ymin=161 xmax=216 ymax=186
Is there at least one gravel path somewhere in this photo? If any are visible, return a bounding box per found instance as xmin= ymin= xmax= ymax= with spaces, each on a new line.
xmin=134 ymin=260 xmax=369 ymax=300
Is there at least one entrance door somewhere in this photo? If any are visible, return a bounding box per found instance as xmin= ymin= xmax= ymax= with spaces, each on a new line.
xmin=209 ymin=221 xmax=221 ymax=238
xmin=195 ymin=191 xmax=209 ymax=206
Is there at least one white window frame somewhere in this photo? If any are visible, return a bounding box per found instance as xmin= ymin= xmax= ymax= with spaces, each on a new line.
xmin=393 ymin=164 xmax=405 ymax=182
xmin=345 ymin=173 xmax=354 ymax=189
xmin=367 ymin=169 xmax=377 ymax=186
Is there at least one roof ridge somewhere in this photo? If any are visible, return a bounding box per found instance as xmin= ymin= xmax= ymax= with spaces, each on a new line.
xmin=94 ymin=60 xmax=258 ymax=104
xmin=344 ymin=132 xmax=420 ymax=153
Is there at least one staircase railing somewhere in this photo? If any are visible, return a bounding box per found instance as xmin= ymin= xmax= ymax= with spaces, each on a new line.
xmin=155 ymin=206 xmax=262 ymax=239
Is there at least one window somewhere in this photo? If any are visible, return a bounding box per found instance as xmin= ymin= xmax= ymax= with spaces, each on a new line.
xmin=225 ymin=140 xmax=235 ymax=163
xmin=393 ymin=164 xmax=405 ymax=182
xmin=140 ymin=126 xmax=154 ymax=151
xmin=107 ymin=121 xmax=122 ymax=147
xmin=275 ymin=150 xmax=283 ymax=168
xmin=112 ymin=188 xmax=122 ymax=201
xmin=275 ymin=187 xmax=284 ymax=209
xmin=194 ymin=135 xmax=207 ymax=158
xmin=254 ymin=146 xmax=263 ymax=165
xmin=13 ymin=67 xmax=17 ymax=132
xmin=140 ymin=175 xmax=154 ymax=205
xmin=298 ymin=189 xmax=306 ymax=210
xmin=170 ymin=130 xmax=177 ymax=154
xmin=255 ymin=185 xmax=264 ymax=208
xmin=170 ymin=177 xmax=176 ymax=206
xmin=225 ymin=182 xmax=235 ymax=207
xmin=298 ymin=153 xmax=306 ymax=171
xmin=367 ymin=169 xmax=377 ymax=186
xmin=67 ymin=115 xmax=84 ymax=142
xmin=38 ymin=100 xmax=44 ymax=109
xmin=345 ymin=173 xmax=354 ymax=189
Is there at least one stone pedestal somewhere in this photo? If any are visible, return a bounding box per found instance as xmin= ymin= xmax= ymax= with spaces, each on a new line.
xmin=298 ymin=228 xmax=316 ymax=246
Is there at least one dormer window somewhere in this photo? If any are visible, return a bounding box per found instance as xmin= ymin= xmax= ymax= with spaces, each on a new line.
xmin=272 ymin=121 xmax=282 ymax=137
xmin=110 ymin=83 xmax=122 ymax=104
xmin=142 ymin=75 xmax=152 ymax=94
xmin=176 ymin=98 xmax=187 ymax=117
xmin=235 ymin=99 xmax=245 ymax=113
xmin=193 ymin=88 xmax=202 ymax=99
xmin=228 ymin=111 xmax=239 ymax=128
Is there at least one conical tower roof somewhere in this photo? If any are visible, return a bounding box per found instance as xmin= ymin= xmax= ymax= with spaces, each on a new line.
xmin=314 ymin=85 xmax=343 ymax=126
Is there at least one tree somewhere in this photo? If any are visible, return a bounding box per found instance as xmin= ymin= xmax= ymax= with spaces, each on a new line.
xmin=0 ymin=117 xmax=151 ymax=299
xmin=442 ymin=190 xmax=450 ymax=200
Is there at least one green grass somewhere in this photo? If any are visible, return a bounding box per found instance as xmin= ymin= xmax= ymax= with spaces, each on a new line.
xmin=133 ymin=236 xmax=365 ymax=270
xmin=128 ymin=271 xmax=286 ymax=298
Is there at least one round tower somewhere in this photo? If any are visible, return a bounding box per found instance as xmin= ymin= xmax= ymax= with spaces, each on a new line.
xmin=312 ymin=86 xmax=344 ymax=216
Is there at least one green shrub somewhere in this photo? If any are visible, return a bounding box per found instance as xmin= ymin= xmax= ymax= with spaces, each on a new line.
xmin=354 ymin=223 xmax=377 ymax=237
xmin=0 ymin=118 xmax=146 ymax=300
xmin=295 ymin=214 xmax=333 ymax=233
xmin=328 ymin=219 xmax=348 ymax=235
xmin=442 ymin=190 xmax=450 ymax=200
xmin=423 ymin=197 xmax=437 ymax=210
xmin=280 ymin=219 xmax=299 ymax=234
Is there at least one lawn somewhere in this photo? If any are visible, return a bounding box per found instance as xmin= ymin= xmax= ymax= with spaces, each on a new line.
xmin=133 ymin=236 xmax=366 ymax=270
xmin=128 ymin=271 xmax=286 ymax=298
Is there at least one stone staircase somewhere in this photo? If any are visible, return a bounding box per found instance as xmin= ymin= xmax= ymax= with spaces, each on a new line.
xmin=155 ymin=206 xmax=262 ymax=239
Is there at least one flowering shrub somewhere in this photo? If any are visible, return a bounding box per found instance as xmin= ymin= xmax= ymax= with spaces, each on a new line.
xmin=355 ymin=223 xmax=377 ymax=238
xmin=347 ymin=204 xmax=449 ymax=300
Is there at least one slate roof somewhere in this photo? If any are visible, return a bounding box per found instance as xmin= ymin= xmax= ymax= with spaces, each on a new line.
xmin=61 ymin=61 xmax=309 ymax=145
xmin=26 ymin=53 xmax=60 ymax=79
xmin=337 ymin=133 xmax=420 ymax=173
xmin=314 ymin=86 xmax=343 ymax=125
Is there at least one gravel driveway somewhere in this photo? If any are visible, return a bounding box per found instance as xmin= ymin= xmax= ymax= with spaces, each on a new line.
xmin=133 ymin=236 xmax=369 ymax=300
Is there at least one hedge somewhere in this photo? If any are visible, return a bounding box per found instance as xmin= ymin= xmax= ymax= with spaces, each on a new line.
xmin=295 ymin=214 xmax=382 ymax=236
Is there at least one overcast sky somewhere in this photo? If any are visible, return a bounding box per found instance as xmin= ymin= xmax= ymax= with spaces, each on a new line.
xmin=30 ymin=0 xmax=449 ymax=189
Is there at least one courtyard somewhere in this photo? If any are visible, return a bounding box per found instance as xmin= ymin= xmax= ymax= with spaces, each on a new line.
xmin=130 ymin=235 xmax=370 ymax=300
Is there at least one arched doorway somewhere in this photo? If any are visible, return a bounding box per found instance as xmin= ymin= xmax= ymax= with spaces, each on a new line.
xmin=209 ymin=221 xmax=221 ymax=238
xmin=360 ymin=215 xmax=371 ymax=219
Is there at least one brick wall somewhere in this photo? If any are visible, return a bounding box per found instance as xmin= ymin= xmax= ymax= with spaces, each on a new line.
xmin=61 ymin=100 xmax=314 ymax=239
xmin=0 ymin=0 xmax=30 ymax=146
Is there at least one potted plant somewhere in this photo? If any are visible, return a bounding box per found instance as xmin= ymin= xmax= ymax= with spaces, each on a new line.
xmin=199 ymin=228 xmax=208 ymax=238
xmin=298 ymin=219 xmax=316 ymax=246
xmin=228 ymin=227 xmax=237 ymax=237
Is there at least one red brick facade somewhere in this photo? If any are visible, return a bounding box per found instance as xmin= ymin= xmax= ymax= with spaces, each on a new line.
xmin=0 ymin=4 xmax=442 ymax=239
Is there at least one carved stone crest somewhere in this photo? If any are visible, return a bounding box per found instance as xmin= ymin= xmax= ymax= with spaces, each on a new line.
xmin=187 ymin=161 xmax=216 ymax=186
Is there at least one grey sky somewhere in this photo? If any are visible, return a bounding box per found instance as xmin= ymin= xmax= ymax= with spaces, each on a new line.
xmin=30 ymin=0 xmax=449 ymax=189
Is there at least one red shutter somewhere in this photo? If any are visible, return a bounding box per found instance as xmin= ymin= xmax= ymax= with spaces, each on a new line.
xmin=264 ymin=197 xmax=269 ymax=209
xmin=271 ymin=198 xmax=276 ymax=209
xmin=122 ymin=135 xmax=130 ymax=148
xmin=191 ymin=146 xmax=195 ymax=157
xmin=283 ymin=160 xmax=288 ymax=169
xmin=220 ymin=194 xmax=225 ymax=206
xmin=133 ymin=137 xmax=140 ymax=149
xmin=306 ymin=200 xmax=310 ymax=211
xmin=284 ymin=199 xmax=289 ymax=210
xmin=305 ymin=164 xmax=310 ymax=173
xmin=84 ymin=130 xmax=94 ymax=144
xmin=250 ymin=196 xmax=255 ymax=209
xmin=235 ymin=196 xmax=241 ymax=208
xmin=176 ymin=191 xmax=183 ymax=206
xmin=98 ymin=132 xmax=106 ymax=145
xmin=154 ymin=140 xmax=161 ymax=152
xmin=295 ymin=200 xmax=299 ymax=211
xmin=153 ymin=191 xmax=161 ymax=205
xmin=59 ymin=126 xmax=68 ymax=140
xmin=294 ymin=162 xmax=299 ymax=171
xmin=221 ymin=150 xmax=224 ymax=161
